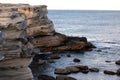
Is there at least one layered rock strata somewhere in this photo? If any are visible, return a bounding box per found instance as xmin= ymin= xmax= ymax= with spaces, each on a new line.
xmin=0 ymin=3 xmax=48 ymax=80
xmin=0 ymin=3 xmax=95 ymax=80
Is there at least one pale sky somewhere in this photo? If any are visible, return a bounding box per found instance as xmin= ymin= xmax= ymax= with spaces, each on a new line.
xmin=0 ymin=0 xmax=120 ymax=10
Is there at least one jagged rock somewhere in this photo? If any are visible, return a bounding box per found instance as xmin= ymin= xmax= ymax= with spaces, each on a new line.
xmin=104 ymin=70 xmax=116 ymax=75
xmin=56 ymin=75 xmax=77 ymax=80
xmin=54 ymin=68 xmax=71 ymax=75
xmin=73 ymin=58 xmax=80 ymax=62
xmin=66 ymin=66 xmax=80 ymax=73
xmin=89 ymin=68 xmax=99 ymax=72
xmin=115 ymin=60 xmax=120 ymax=65
xmin=38 ymin=75 xmax=56 ymax=80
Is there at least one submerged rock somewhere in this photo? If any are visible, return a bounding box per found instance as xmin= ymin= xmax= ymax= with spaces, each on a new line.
xmin=73 ymin=58 xmax=80 ymax=62
xmin=47 ymin=59 xmax=55 ymax=63
xmin=54 ymin=68 xmax=71 ymax=75
xmin=116 ymin=69 xmax=120 ymax=76
xmin=104 ymin=70 xmax=116 ymax=75
xmin=66 ymin=53 xmax=71 ymax=57
xmin=37 ymin=60 xmax=46 ymax=65
xmin=66 ymin=66 xmax=80 ymax=73
xmin=56 ymin=75 xmax=77 ymax=80
xmin=50 ymin=55 xmax=61 ymax=59
xmin=38 ymin=75 xmax=56 ymax=80
xmin=115 ymin=60 xmax=120 ymax=65
xmin=75 ymin=65 xmax=89 ymax=73
xmin=89 ymin=68 xmax=99 ymax=72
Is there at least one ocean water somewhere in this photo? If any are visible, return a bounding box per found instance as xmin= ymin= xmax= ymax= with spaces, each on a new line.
xmin=45 ymin=10 xmax=120 ymax=80
xmin=31 ymin=10 xmax=120 ymax=80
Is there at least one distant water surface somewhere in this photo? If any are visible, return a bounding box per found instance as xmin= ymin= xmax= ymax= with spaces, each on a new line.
xmin=33 ymin=10 xmax=120 ymax=80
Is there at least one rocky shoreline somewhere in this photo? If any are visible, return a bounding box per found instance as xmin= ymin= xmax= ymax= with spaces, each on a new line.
xmin=0 ymin=3 xmax=95 ymax=80
xmin=35 ymin=32 xmax=95 ymax=52
xmin=31 ymin=52 xmax=120 ymax=80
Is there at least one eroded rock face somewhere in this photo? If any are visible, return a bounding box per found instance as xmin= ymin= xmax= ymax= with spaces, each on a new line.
xmin=0 ymin=3 xmax=50 ymax=80
xmin=0 ymin=3 xmax=95 ymax=80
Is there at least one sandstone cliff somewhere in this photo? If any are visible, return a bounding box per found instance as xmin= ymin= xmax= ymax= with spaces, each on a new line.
xmin=0 ymin=3 xmax=95 ymax=80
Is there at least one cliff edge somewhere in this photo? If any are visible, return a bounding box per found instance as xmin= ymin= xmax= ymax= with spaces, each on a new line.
xmin=0 ymin=3 xmax=95 ymax=80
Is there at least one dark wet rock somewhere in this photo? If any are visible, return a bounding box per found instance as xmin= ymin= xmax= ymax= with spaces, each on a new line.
xmin=115 ymin=60 xmax=120 ymax=65
xmin=75 ymin=65 xmax=89 ymax=73
xmin=66 ymin=53 xmax=71 ymax=57
xmin=75 ymin=65 xmax=89 ymax=70
xmin=81 ymin=69 xmax=89 ymax=73
xmin=60 ymin=54 xmax=64 ymax=56
xmin=38 ymin=75 xmax=56 ymax=80
xmin=47 ymin=60 xmax=55 ymax=63
xmin=37 ymin=60 xmax=46 ymax=65
xmin=104 ymin=70 xmax=116 ymax=75
xmin=89 ymin=68 xmax=99 ymax=72
xmin=116 ymin=69 xmax=120 ymax=76
xmin=56 ymin=75 xmax=77 ymax=80
xmin=96 ymin=49 xmax=102 ymax=52
xmin=66 ymin=66 xmax=80 ymax=73
xmin=105 ymin=60 xmax=111 ymax=63
xmin=73 ymin=58 xmax=80 ymax=62
xmin=50 ymin=55 xmax=60 ymax=59
xmin=54 ymin=68 xmax=71 ymax=75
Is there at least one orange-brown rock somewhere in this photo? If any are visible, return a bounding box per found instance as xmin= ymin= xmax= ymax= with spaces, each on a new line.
xmin=32 ymin=33 xmax=66 ymax=47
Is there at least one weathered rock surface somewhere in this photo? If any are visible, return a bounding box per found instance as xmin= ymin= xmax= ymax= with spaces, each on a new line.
xmin=0 ymin=3 xmax=95 ymax=80
xmin=0 ymin=58 xmax=33 ymax=80
xmin=0 ymin=3 xmax=48 ymax=80
xmin=38 ymin=36 xmax=95 ymax=52
xmin=32 ymin=33 xmax=66 ymax=47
